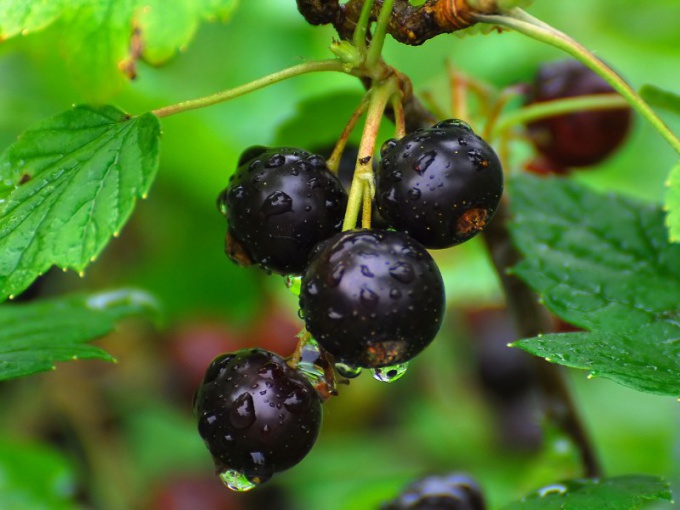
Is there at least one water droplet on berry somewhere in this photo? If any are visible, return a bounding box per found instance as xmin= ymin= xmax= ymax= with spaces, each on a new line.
xmin=435 ymin=119 xmax=472 ymax=131
xmin=262 ymin=191 xmax=292 ymax=216
xmin=219 ymin=469 xmax=258 ymax=492
xmin=413 ymin=151 xmax=436 ymax=174
xmin=537 ymin=484 xmax=567 ymax=497
xmin=216 ymin=189 xmax=229 ymax=215
xmin=229 ymin=392 xmax=256 ymax=429
xmin=258 ymin=362 xmax=284 ymax=380
xmin=380 ymin=138 xmax=398 ymax=157
xmin=360 ymin=265 xmax=374 ymax=277
xmin=328 ymin=309 xmax=343 ymax=320
xmin=407 ymin=187 xmax=421 ymax=200
xmin=389 ymin=288 xmax=401 ymax=299
xmin=372 ymin=362 xmax=408 ymax=383
xmin=283 ymin=384 xmax=311 ymax=413
xmin=335 ymin=363 xmax=362 ymax=378
xmin=197 ymin=413 xmax=218 ymax=438
xmin=389 ymin=261 xmax=415 ymax=283
xmin=266 ymin=154 xmax=285 ymax=167
xmin=359 ymin=286 xmax=379 ymax=309
xmin=329 ymin=264 xmax=346 ymax=286
xmin=285 ymin=275 xmax=302 ymax=296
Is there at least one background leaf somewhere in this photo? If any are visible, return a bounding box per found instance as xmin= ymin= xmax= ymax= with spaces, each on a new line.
xmin=664 ymin=161 xmax=680 ymax=242
xmin=0 ymin=0 xmax=239 ymax=99
xmin=640 ymin=85 xmax=680 ymax=117
xmin=509 ymin=174 xmax=680 ymax=395
xmin=500 ymin=475 xmax=671 ymax=510
xmin=0 ymin=105 xmax=160 ymax=302
xmin=0 ymin=439 xmax=78 ymax=510
xmin=0 ymin=289 xmax=158 ymax=381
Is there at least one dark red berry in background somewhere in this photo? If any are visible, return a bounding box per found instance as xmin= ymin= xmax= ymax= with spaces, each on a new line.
xmin=382 ymin=473 xmax=486 ymax=510
xmin=194 ymin=349 xmax=322 ymax=486
xmin=217 ymin=147 xmax=347 ymax=275
xmin=526 ymin=59 xmax=633 ymax=168
xmin=299 ymin=229 xmax=445 ymax=369
xmin=376 ymin=119 xmax=503 ymax=249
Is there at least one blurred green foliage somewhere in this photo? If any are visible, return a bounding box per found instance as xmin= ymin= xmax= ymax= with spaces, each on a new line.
xmin=0 ymin=1 xmax=678 ymax=509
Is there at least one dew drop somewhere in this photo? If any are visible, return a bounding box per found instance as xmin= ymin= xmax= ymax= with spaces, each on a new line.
xmin=229 ymin=393 xmax=256 ymax=429
xmin=389 ymin=261 xmax=415 ymax=283
xmin=335 ymin=363 xmax=362 ymax=379
xmin=197 ymin=413 xmax=219 ymax=438
xmin=283 ymin=384 xmax=311 ymax=413
xmin=359 ymin=286 xmax=379 ymax=310
xmin=537 ymin=484 xmax=567 ymax=497
xmin=360 ymin=265 xmax=374 ymax=277
xmin=372 ymin=362 xmax=409 ymax=383
xmin=216 ymin=189 xmax=229 ymax=215
xmin=413 ymin=151 xmax=436 ymax=174
xmin=389 ymin=288 xmax=401 ymax=299
xmin=220 ymin=469 xmax=257 ymax=492
xmin=266 ymin=154 xmax=285 ymax=168
xmin=328 ymin=308 xmax=343 ymax=320
xmin=380 ymin=138 xmax=398 ymax=157
xmin=467 ymin=149 xmax=488 ymax=169
xmin=407 ymin=187 xmax=421 ymax=200
xmin=258 ymin=362 xmax=284 ymax=380
xmin=261 ymin=191 xmax=292 ymax=216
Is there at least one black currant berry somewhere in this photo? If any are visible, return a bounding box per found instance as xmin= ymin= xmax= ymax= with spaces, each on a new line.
xmin=382 ymin=473 xmax=486 ymax=510
xmin=526 ymin=59 xmax=632 ymax=168
xmin=376 ymin=119 xmax=503 ymax=249
xmin=299 ymin=229 xmax=445 ymax=369
xmin=217 ymin=147 xmax=348 ymax=275
xmin=193 ymin=349 xmax=322 ymax=488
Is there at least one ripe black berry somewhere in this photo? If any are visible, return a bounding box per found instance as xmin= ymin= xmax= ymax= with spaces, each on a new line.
xmin=376 ymin=120 xmax=503 ymax=249
xmin=299 ymin=229 xmax=445 ymax=369
xmin=382 ymin=473 xmax=486 ymax=510
xmin=526 ymin=59 xmax=632 ymax=168
xmin=218 ymin=147 xmax=347 ymax=275
xmin=193 ymin=349 xmax=322 ymax=488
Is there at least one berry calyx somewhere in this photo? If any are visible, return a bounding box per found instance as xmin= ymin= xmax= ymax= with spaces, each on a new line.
xmin=194 ymin=349 xmax=323 ymax=488
xmin=526 ymin=59 xmax=633 ymax=168
xmin=299 ymin=229 xmax=445 ymax=369
xmin=376 ymin=119 xmax=504 ymax=249
xmin=218 ymin=147 xmax=347 ymax=275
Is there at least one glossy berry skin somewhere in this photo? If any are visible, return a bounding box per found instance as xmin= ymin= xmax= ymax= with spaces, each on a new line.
xmin=194 ymin=349 xmax=322 ymax=485
xmin=526 ymin=59 xmax=632 ymax=168
xmin=218 ymin=147 xmax=347 ymax=275
xmin=382 ymin=473 xmax=486 ymax=510
xmin=299 ymin=229 xmax=445 ymax=369
xmin=376 ymin=120 xmax=503 ymax=249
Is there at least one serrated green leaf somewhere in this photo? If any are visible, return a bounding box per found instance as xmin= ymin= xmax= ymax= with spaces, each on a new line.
xmin=664 ymin=161 xmax=680 ymax=242
xmin=0 ymin=0 xmax=65 ymax=39
xmin=640 ymin=84 xmax=680 ymax=116
xmin=509 ymin=174 xmax=680 ymax=396
xmin=500 ymin=475 xmax=671 ymax=510
xmin=0 ymin=439 xmax=78 ymax=510
xmin=0 ymin=105 xmax=161 ymax=302
xmin=0 ymin=0 xmax=239 ymax=98
xmin=0 ymin=289 xmax=158 ymax=381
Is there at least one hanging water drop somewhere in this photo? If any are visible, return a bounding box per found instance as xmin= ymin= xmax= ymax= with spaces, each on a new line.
xmin=335 ymin=363 xmax=362 ymax=379
xmin=285 ymin=275 xmax=302 ymax=296
xmin=219 ymin=469 xmax=258 ymax=492
xmin=372 ymin=362 xmax=409 ymax=383
xmin=537 ymin=484 xmax=567 ymax=497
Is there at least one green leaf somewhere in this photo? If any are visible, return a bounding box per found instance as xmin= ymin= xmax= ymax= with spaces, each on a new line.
xmin=509 ymin=174 xmax=680 ymax=396
xmin=664 ymin=161 xmax=680 ymax=242
xmin=500 ymin=475 xmax=671 ymax=510
xmin=0 ymin=0 xmax=65 ymax=39
xmin=0 ymin=289 xmax=158 ymax=381
xmin=0 ymin=439 xmax=78 ymax=510
xmin=0 ymin=105 xmax=161 ymax=302
xmin=0 ymin=0 xmax=239 ymax=98
xmin=640 ymin=84 xmax=680 ymax=116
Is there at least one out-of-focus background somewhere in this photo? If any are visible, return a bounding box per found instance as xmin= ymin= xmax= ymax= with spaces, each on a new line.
xmin=0 ymin=1 xmax=679 ymax=509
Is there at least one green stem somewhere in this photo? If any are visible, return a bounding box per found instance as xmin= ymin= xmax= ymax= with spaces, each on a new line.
xmin=474 ymin=8 xmax=680 ymax=155
xmin=342 ymin=78 xmax=397 ymax=231
xmin=152 ymin=59 xmax=348 ymax=118
xmin=353 ymin=0 xmax=376 ymax=53
xmin=366 ymin=0 xmax=396 ymax=69
xmin=491 ymin=93 xmax=630 ymax=140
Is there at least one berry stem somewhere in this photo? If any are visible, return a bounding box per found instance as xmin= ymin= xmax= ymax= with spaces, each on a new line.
xmin=366 ymin=0 xmax=396 ymax=70
xmin=473 ymin=8 xmax=680 ymax=155
xmin=151 ymin=59 xmax=350 ymax=118
xmin=327 ymin=93 xmax=371 ymax=173
xmin=391 ymin=93 xmax=406 ymax=139
xmin=489 ymin=93 xmax=630 ymax=140
xmin=342 ymin=78 xmax=398 ymax=231
xmin=353 ymin=0 xmax=376 ymax=53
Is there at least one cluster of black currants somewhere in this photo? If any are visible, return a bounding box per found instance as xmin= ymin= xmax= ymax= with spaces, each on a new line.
xmin=193 ymin=119 xmax=504 ymax=490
